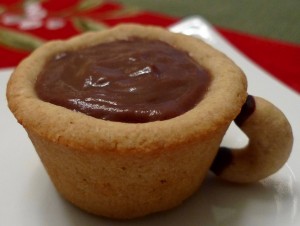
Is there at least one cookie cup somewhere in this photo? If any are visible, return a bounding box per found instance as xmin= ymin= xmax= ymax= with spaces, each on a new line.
xmin=6 ymin=24 xmax=247 ymax=219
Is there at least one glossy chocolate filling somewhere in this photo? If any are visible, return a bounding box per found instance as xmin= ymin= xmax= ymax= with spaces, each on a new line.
xmin=35 ymin=38 xmax=211 ymax=123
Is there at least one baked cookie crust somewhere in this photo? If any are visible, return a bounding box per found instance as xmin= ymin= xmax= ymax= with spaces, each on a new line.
xmin=6 ymin=24 xmax=247 ymax=219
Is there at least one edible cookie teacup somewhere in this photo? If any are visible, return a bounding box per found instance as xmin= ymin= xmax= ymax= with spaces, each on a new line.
xmin=6 ymin=24 xmax=293 ymax=219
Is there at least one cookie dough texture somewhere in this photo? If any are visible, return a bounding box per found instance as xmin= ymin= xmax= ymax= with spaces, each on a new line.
xmin=217 ymin=96 xmax=293 ymax=183
xmin=6 ymin=24 xmax=247 ymax=219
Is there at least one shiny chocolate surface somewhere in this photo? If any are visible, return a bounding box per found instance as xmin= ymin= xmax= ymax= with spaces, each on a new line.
xmin=35 ymin=38 xmax=211 ymax=123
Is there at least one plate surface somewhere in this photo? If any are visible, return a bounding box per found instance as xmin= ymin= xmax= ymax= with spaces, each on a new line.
xmin=1 ymin=16 xmax=299 ymax=226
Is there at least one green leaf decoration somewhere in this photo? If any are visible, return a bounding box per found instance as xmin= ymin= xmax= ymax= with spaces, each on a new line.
xmin=101 ymin=6 xmax=141 ymax=19
xmin=77 ymin=0 xmax=104 ymax=11
xmin=0 ymin=27 xmax=45 ymax=51
xmin=72 ymin=17 xmax=107 ymax=32
xmin=0 ymin=5 xmax=5 ymax=14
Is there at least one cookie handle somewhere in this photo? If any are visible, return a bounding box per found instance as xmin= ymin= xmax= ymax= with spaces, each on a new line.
xmin=211 ymin=95 xmax=293 ymax=183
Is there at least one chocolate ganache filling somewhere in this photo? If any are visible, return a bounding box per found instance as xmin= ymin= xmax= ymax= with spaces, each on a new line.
xmin=35 ymin=38 xmax=211 ymax=123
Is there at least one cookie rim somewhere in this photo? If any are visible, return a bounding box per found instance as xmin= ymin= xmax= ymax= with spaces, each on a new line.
xmin=6 ymin=24 xmax=247 ymax=154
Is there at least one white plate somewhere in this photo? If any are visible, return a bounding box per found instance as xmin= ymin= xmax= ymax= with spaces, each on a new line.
xmin=1 ymin=16 xmax=299 ymax=226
